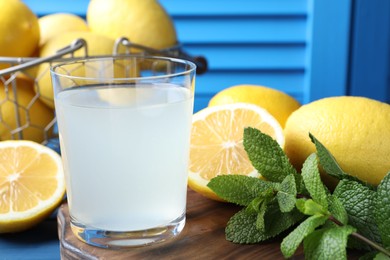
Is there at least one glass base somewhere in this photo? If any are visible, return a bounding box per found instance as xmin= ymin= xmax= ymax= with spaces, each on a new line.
xmin=70 ymin=214 xmax=186 ymax=249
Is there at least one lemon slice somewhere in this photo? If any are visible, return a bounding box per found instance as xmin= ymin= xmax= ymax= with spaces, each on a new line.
xmin=0 ymin=140 xmax=65 ymax=233
xmin=188 ymin=103 xmax=284 ymax=201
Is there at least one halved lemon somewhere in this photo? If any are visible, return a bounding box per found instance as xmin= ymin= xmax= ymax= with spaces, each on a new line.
xmin=0 ymin=140 xmax=65 ymax=233
xmin=188 ymin=103 xmax=284 ymax=201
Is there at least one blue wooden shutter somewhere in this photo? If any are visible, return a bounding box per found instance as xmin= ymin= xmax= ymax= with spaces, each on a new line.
xmin=305 ymin=0 xmax=352 ymax=103
xmin=349 ymin=0 xmax=390 ymax=103
xmin=162 ymin=0 xmax=309 ymax=111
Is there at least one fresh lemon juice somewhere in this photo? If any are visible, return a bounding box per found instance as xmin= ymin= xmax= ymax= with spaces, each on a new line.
xmin=55 ymin=84 xmax=193 ymax=231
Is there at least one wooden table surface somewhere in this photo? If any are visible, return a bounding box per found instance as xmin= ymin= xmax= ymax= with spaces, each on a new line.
xmin=58 ymin=188 xmax=304 ymax=259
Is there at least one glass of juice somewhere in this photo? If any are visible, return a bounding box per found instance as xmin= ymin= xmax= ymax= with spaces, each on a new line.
xmin=50 ymin=56 xmax=196 ymax=248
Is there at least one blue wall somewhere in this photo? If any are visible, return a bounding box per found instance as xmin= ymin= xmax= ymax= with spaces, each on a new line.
xmin=23 ymin=0 xmax=390 ymax=111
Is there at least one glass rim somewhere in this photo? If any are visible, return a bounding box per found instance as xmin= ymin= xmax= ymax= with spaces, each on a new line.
xmin=50 ymin=54 xmax=197 ymax=81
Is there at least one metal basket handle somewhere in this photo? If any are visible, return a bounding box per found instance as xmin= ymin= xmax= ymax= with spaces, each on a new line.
xmin=0 ymin=39 xmax=87 ymax=77
xmin=0 ymin=38 xmax=208 ymax=77
xmin=113 ymin=37 xmax=208 ymax=74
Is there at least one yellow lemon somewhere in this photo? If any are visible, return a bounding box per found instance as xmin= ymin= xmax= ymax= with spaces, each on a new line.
xmin=38 ymin=13 xmax=89 ymax=46
xmin=0 ymin=78 xmax=54 ymax=143
xmin=35 ymin=31 xmax=116 ymax=109
xmin=208 ymin=84 xmax=301 ymax=128
xmin=0 ymin=140 xmax=65 ymax=233
xmin=0 ymin=0 xmax=39 ymax=71
xmin=189 ymin=103 xmax=284 ymax=201
xmin=284 ymin=96 xmax=390 ymax=186
xmin=0 ymin=0 xmax=39 ymax=58
xmin=87 ymin=0 xmax=177 ymax=50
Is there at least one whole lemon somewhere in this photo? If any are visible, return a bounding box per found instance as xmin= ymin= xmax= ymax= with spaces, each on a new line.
xmin=0 ymin=79 xmax=54 ymax=143
xmin=38 ymin=13 xmax=89 ymax=46
xmin=87 ymin=0 xmax=177 ymax=50
xmin=208 ymin=84 xmax=301 ymax=127
xmin=19 ymin=13 xmax=88 ymax=79
xmin=35 ymin=31 xmax=116 ymax=108
xmin=284 ymin=96 xmax=390 ymax=186
xmin=0 ymin=0 xmax=39 ymax=58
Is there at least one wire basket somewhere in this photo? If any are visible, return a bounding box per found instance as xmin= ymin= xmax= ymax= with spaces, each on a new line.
xmin=0 ymin=38 xmax=207 ymax=152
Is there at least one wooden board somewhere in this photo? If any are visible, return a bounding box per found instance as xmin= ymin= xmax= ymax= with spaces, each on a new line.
xmin=57 ymin=188 xmax=304 ymax=259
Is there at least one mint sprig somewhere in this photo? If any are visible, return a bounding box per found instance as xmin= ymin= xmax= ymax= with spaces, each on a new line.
xmin=304 ymin=225 xmax=356 ymax=260
xmin=281 ymin=214 xmax=328 ymax=258
xmin=276 ymin=174 xmax=296 ymax=213
xmin=301 ymin=153 xmax=329 ymax=210
xmin=333 ymin=179 xmax=382 ymax=249
xmin=375 ymin=173 xmax=390 ymax=248
xmin=243 ymin=127 xmax=303 ymax=192
xmin=224 ymin=202 xmax=304 ymax=244
xmin=208 ymin=175 xmax=277 ymax=206
xmin=207 ymin=127 xmax=390 ymax=259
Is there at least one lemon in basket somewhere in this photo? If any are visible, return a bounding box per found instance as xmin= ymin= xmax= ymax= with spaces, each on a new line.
xmin=0 ymin=140 xmax=65 ymax=233
xmin=0 ymin=0 xmax=39 ymax=58
xmin=188 ymin=103 xmax=284 ymax=201
xmin=0 ymin=78 xmax=54 ymax=143
xmin=87 ymin=0 xmax=177 ymax=50
xmin=18 ymin=13 xmax=90 ymax=81
xmin=35 ymin=31 xmax=116 ymax=109
xmin=0 ymin=0 xmax=40 ymax=70
xmin=38 ymin=13 xmax=89 ymax=46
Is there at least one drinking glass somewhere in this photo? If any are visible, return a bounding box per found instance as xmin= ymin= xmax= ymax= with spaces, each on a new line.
xmin=51 ymin=56 xmax=196 ymax=248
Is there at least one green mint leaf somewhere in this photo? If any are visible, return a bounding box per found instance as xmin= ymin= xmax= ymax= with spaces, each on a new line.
xmin=247 ymin=188 xmax=274 ymax=213
xmin=309 ymin=133 xmax=346 ymax=179
xmin=296 ymin=175 xmax=305 ymax=194
xmin=277 ymin=174 xmax=297 ymax=213
xmin=225 ymin=208 xmax=266 ymax=243
xmin=281 ymin=214 xmax=328 ymax=258
xmin=296 ymin=198 xmax=328 ymax=216
xmin=262 ymin=202 xmax=305 ymax=239
xmin=256 ymin=201 xmax=268 ymax=231
xmin=375 ymin=172 xmax=390 ymax=247
xmin=247 ymin=196 xmax=263 ymax=213
xmin=226 ymin=201 xmax=304 ymax=243
xmin=208 ymin=175 xmax=277 ymax=206
xmin=243 ymin=127 xmax=297 ymax=183
xmin=327 ymin=195 xmax=348 ymax=225
xmin=334 ymin=179 xmax=382 ymax=247
xmin=301 ymin=153 xmax=329 ymax=209
xmin=303 ymin=225 xmax=356 ymax=260
xmin=310 ymin=133 xmax=374 ymax=188
xmin=374 ymin=252 xmax=390 ymax=260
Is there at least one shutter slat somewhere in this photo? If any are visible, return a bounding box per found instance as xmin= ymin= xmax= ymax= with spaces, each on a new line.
xmin=184 ymin=44 xmax=305 ymax=70
xmin=162 ymin=0 xmax=307 ymax=16
xmin=176 ymin=17 xmax=306 ymax=43
xmin=194 ymin=70 xmax=304 ymax=112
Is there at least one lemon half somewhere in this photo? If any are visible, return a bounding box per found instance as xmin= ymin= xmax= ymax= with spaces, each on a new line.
xmin=0 ymin=140 xmax=65 ymax=233
xmin=188 ymin=103 xmax=284 ymax=201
